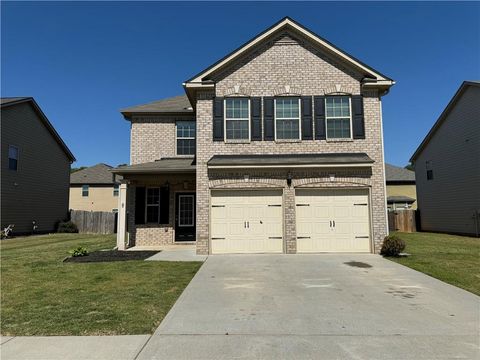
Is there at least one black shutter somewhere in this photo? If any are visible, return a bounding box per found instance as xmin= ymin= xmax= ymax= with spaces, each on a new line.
xmin=251 ymin=97 xmax=262 ymax=141
xmin=263 ymin=97 xmax=274 ymax=141
xmin=314 ymin=96 xmax=326 ymax=140
xmin=301 ymin=96 xmax=313 ymax=140
xmin=159 ymin=186 xmax=170 ymax=224
xmin=352 ymin=95 xmax=365 ymax=139
xmin=213 ymin=97 xmax=224 ymax=141
xmin=135 ymin=187 xmax=145 ymax=225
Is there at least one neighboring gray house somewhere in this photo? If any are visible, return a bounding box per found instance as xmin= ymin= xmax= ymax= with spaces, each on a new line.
xmin=113 ymin=17 xmax=395 ymax=254
xmin=385 ymin=163 xmax=416 ymax=210
xmin=1 ymin=97 xmax=75 ymax=234
xmin=411 ymin=81 xmax=480 ymax=236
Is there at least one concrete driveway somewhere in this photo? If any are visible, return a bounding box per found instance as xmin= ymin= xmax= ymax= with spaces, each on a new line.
xmin=139 ymin=254 xmax=479 ymax=360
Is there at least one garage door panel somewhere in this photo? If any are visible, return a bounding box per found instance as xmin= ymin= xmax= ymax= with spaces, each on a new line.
xmin=296 ymin=188 xmax=371 ymax=253
xmin=211 ymin=190 xmax=283 ymax=254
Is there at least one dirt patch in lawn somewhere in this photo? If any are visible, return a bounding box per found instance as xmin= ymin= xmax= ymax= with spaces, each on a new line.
xmin=64 ymin=250 xmax=160 ymax=263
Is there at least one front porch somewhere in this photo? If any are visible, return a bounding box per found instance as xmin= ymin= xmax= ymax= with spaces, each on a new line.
xmin=112 ymin=158 xmax=196 ymax=250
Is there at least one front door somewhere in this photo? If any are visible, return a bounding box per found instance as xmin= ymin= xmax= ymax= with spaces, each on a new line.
xmin=175 ymin=193 xmax=196 ymax=242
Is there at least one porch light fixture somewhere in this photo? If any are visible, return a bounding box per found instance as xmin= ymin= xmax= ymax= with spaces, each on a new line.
xmin=287 ymin=172 xmax=292 ymax=187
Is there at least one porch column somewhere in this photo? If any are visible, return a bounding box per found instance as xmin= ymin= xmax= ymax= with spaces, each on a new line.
xmin=117 ymin=183 xmax=128 ymax=250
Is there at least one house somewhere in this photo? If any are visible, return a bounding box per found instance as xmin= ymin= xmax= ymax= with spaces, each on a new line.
xmin=70 ymin=164 xmax=122 ymax=212
xmin=1 ymin=97 xmax=75 ymax=234
xmin=112 ymin=17 xmax=395 ymax=254
xmin=411 ymin=81 xmax=480 ymax=236
xmin=385 ymin=163 xmax=416 ymax=210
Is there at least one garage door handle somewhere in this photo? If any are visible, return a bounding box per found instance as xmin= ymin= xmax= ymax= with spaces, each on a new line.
xmin=333 ymin=220 xmax=335 ymax=227
xmin=269 ymin=236 xmax=282 ymax=239
xmin=296 ymin=204 xmax=310 ymax=207
xmin=268 ymin=204 xmax=281 ymax=207
xmin=212 ymin=205 xmax=225 ymax=208
xmin=211 ymin=237 xmax=225 ymax=240
xmin=297 ymin=236 xmax=311 ymax=239
xmin=354 ymin=203 xmax=368 ymax=206
xmin=355 ymin=236 xmax=369 ymax=239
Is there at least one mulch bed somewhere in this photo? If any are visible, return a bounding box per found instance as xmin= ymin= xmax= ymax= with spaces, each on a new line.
xmin=64 ymin=250 xmax=160 ymax=263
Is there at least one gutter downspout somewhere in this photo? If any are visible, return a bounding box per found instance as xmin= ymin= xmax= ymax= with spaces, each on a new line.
xmin=379 ymin=96 xmax=389 ymax=237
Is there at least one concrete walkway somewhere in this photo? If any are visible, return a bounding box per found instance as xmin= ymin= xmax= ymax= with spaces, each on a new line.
xmin=145 ymin=246 xmax=207 ymax=262
xmin=2 ymin=255 xmax=479 ymax=359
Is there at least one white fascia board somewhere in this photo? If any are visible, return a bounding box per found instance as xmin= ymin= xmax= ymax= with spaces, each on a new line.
xmin=186 ymin=18 xmax=389 ymax=85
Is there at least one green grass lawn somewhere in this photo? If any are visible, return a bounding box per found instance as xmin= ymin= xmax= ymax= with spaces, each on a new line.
xmin=1 ymin=233 xmax=202 ymax=336
xmin=389 ymin=232 xmax=480 ymax=296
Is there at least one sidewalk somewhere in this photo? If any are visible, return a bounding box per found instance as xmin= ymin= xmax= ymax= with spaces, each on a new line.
xmin=0 ymin=335 xmax=151 ymax=360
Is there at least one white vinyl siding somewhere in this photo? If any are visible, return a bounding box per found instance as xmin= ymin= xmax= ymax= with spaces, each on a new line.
xmin=325 ymin=96 xmax=352 ymax=139
xmin=275 ymin=98 xmax=301 ymax=140
xmin=225 ymin=98 xmax=250 ymax=141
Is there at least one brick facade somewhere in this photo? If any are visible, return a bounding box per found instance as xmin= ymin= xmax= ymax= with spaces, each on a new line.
xmin=195 ymin=33 xmax=388 ymax=254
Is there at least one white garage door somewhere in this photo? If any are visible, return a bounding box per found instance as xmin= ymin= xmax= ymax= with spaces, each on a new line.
xmin=296 ymin=189 xmax=371 ymax=253
xmin=211 ymin=190 xmax=283 ymax=254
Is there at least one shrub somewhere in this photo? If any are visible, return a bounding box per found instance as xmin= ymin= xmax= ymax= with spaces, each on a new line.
xmin=380 ymin=235 xmax=406 ymax=257
xmin=69 ymin=246 xmax=89 ymax=257
xmin=57 ymin=221 xmax=78 ymax=233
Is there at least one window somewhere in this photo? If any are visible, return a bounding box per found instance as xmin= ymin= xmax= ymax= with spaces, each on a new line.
xmin=146 ymin=188 xmax=160 ymax=223
xmin=8 ymin=145 xmax=18 ymax=171
xmin=325 ymin=96 xmax=352 ymax=139
xmin=176 ymin=121 xmax=196 ymax=155
xmin=426 ymin=160 xmax=434 ymax=180
xmin=225 ymin=98 xmax=250 ymax=140
xmin=113 ymin=184 xmax=119 ymax=197
xmin=275 ymin=98 xmax=301 ymax=140
xmin=82 ymin=185 xmax=89 ymax=197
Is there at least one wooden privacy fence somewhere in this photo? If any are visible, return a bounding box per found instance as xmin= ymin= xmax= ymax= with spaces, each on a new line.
xmin=70 ymin=210 xmax=117 ymax=234
xmin=388 ymin=210 xmax=416 ymax=233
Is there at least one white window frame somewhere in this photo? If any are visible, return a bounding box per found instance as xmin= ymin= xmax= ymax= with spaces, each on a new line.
xmin=224 ymin=97 xmax=251 ymax=142
xmin=325 ymin=96 xmax=353 ymax=140
xmin=81 ymin=185 xmax=89 ymax=197
xmin=145 ymin=187 xmax=160 ymax=224
xmin=178 ymin=194 xmax=195 ymax=227
xmin=175 ymin=121 xmax=196 ymax=156
xmin=113 ymin=184 xmax=119 ymax=197
xmin=8 ymin=145 xmax=19 ymax=171
xmin=274 ymin=97 xmax=302 ymax=141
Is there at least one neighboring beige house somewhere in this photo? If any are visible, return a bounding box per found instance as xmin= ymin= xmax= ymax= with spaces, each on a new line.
xmin=385 ymin=163 xmax=416 ymax=210
xmin=411 ymin=81 xmax=480 ymax=236
xmin=1 ymin=97 xmax=75 ymax=234
xmin=113 ymin=17 xmax=395 ymax=254
xmin=70 ymin=164 xmax=122 ymax=212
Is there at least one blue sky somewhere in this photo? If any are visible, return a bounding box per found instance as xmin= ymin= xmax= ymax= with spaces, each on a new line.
xmin=2 ymin=2 xmax=479 ymax=168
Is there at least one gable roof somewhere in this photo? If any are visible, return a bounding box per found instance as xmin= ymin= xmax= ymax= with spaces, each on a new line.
xmin=385 ymin=163 xmax=415 ymax=183
xmin=71 ymin=163 xmax=122 ymax=184
xmin=121 ymin=95 xmax=193 ymax=119
xmin=184 ymin=17 xmax=394 ymax=90
xmin=1 ymin=97 xmax=76 ymax=162
xmin=410 ymin=81 xmax=480 ymax=162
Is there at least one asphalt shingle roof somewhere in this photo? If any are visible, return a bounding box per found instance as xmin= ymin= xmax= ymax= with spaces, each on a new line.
xmin=121 ymin=95 xmax=193 ymax=116
xmin=385 ymin=163 xmax=415 ymax=183
xmin=111 ymin=158 xmax=195 ymax=174
xmin=1 ymin=97 xmax=31 ymax=105
xmin=208 ymin=153 xmax=374 ymax=166
xmin=71 ymin=163 xmax=122 ymax=184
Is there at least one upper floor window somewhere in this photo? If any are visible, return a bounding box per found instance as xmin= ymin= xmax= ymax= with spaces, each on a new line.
xmin=176 ymin=121 xmax=196 ymax=155
xmin=82 ymin=185 xmax=89 ymax=197
xmin=225 ymin=98 xmax=249 ymax=140
xmin=8 ymin=145 xmax=19 ymax=171
xmin=326 ymin=96 xmax=352 ymax=139
xmin=113 ymin=184 xmax=119 ymax=197
xmin=426 ymin=160 xmax=434 ymax=180
xmin=275 ymin=98 xmax=301 ymax=140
